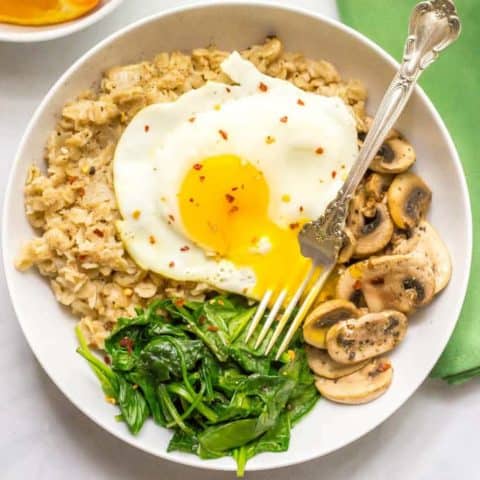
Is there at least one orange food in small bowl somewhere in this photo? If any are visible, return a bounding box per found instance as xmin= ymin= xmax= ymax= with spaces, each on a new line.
xmin=0 ymin=0 xmax=100 ymax=26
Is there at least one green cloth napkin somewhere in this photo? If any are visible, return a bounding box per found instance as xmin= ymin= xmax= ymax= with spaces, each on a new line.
xmin=337 ymin=0 xmax=479 ymax=383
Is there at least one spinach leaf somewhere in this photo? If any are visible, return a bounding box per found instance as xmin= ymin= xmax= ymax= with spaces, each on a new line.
xmin=116 ymin=375 xmax=150 ymax=434
xmin=76 ymin=325 xmax=117 ymax=398
xmin=76 ymin=326 xmax=149 ymax=434
xmin=200 ymin=354 xmax=220 ymax=402
xmin=233 ymin=413 xmax=291 ymax=476
xmin=128 ymin=370 xmax=165 ymax=426
xmin=167 ymin=430 xmax=199 ymax=454
xmin=287 ymin=383 xmax=319 ymax=425
xmin=105 ymin=326 xmax=145 ymax=372
xmin=246 ymin=413 xmax=290 ymax=457
xmin=228 ymin=345 xmax=271 ymax=375
xmin=139 ymin=337 xmax=204 ymax=381
xmin=76 ymin=295 xmax=320 ymax=476
xmin=164 ymin=301 xmax=230 ymax=362
xmin=213 ymin=391 xmax=264 ymax=422
xmin=199 ymin=418 xmax=262 ymax=453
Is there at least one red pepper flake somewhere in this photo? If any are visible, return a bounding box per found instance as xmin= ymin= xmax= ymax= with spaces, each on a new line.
xmin=193 ymin=163 xmax=203 ymax=171
xmin=103 ymin=355 xmax=111 ymax=365
xmin=119 ymin=337 xmax=134 ymax=355
xmin=77 ymin=187 xmax=85 ymax=197
xmin=218 ymin=129 xmax=228 ymax=140
xmin=297 ymin=98 xmax=305 ymax=106
xmin=289 ymin=222 xmax=300 ymax=230
xmin=93 ymin=228 xmax=104 ymax=238
xmin=207 ymin=325 xmax=219 ymax=332
xmin=189 ymin=197 xmax=194 ymax=203
xmin=353 ymin=280 xmax=362 ymax=290
xmin=144 ymin=125 xmax=150 ymax=132
xmin=199 ymin=315 xmax=206 ymax=325
xmin=169 ymin=261 xmax=175 ymax=268
xmin=225 ymin=193 xmax=235 ymax=203
xmin=315 ymin=147 xmax=324 ymax=155
xmin=229 ymin=205 xmax=239 ymax=214
xmin=258 ymin=82 xmax=268 ymax=92
xmin=149 ymin=235 xmax=156 ymax=244
xmin=180 ymin=245 xmax=190 ymax=252
xmin=67 ymin=176 xmax=77 ymax=184
xmin=280 ymin=115 xmax=288 ymax=123
xmin=331 ymin=170 xmax=337 ymax=179
xmin=168 ymin=214 xmax=175 ymax=222
xmin=299 ymin=205 xmax=304 ymax=213
xmin=175 ymin=298 xmax=185 ymax=307
xmin=231 ymin=186 xmax=238 ymax=191
xmin=199 ymin=175 xmax=205 ymax=182
xmin=188 ymin=116 xmax=196 ymax=123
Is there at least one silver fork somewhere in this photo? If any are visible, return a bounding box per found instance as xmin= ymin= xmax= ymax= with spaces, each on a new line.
xmin=246 ymin=0 xmax=461 ymax=360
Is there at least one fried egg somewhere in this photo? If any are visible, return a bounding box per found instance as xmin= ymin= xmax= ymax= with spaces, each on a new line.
xmin=0 ymin=0 xmax=99 ymax=26
xmin=114 ymin=52 xmax=358 ymax=300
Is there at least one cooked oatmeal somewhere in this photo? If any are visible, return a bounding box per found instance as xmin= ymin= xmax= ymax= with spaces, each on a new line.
xmin=16 ymin=38 xmax=367 ymax=348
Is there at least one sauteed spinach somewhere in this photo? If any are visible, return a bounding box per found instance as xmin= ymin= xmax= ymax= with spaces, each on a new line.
xmin=77 ymin=295 xmax=319 ymax=476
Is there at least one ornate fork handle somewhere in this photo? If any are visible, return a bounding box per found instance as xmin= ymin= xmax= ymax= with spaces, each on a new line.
xmin=300 ymin=0 xmax=461 ymax=263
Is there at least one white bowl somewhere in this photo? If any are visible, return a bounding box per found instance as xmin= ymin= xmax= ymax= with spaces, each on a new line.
xmin=0 ymin=0 xmax=123 ymax=42
xmin=2 ymin=1 xmax=472 ymax=473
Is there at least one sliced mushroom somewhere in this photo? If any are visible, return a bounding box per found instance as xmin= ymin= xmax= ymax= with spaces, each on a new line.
xmin=326 ymin=310 xmax=407 ymax=364
xmin=303 ymin=299 xmax=360 ymax=349
xmin=391 ymin=221 xmax=451 ymax=293
xmin=361 ymin=117 xmax=399 ymax=142
xmin=336 ymin=254 xmax=435 ymax=314
xmin=388 ymin=172 xmax=432 ymax=229
xmin=353 ymin=203 xmax=394 ymax=258
xmin=364 ymin=173 xmax=394 ymax=202
xmin=306 ymin=345 xmax=368 ymax=379
xmin=346 ymin=188 xmax=394 ymax=258
xmin=315 ymin=357 xmax=393 ymax=404
xmin=370 ymin=138 xmax=416 ymax=174
xmin=346 ymin=188 xmax=366 ymax=232
xmin=338 ymin=228 xmax=356 ymax=263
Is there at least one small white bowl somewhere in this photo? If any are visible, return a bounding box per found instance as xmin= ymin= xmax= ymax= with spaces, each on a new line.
xmin=0 ymin=0 xmax=123 ymax=43
xmin=2 ymin=1 xmax=472 ymax=473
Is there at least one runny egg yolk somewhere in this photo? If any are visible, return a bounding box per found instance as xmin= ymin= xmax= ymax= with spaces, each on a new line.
xmin=0 ymin=0 xmax=100 ymax=26
xmin=178 ymin=154 xmax=312 ymax=299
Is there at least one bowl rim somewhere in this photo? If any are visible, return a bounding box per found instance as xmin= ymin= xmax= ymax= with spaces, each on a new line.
xmin=2 ymin=0 xmax=473 ymax=472
xmin=0 ymin=0 xmax=124 ymax=43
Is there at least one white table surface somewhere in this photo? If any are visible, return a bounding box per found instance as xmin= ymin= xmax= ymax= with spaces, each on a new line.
xmin=1 ymin=1 xmax=479 ymax=479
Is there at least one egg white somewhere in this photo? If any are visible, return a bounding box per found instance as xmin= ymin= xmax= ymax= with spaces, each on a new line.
xmin=113 ymin=52 xmax=358 ymax=297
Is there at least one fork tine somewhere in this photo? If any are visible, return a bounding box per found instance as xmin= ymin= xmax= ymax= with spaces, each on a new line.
xmin=264 ymin=263 xmax=316 ymax=355
xmin=245 ymin=289 xmax=272 ymax=341
xmin=254 ymin=289 xmax=287 ymax=349
xmin=274 ymin=264 xmax=334 ymax=360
